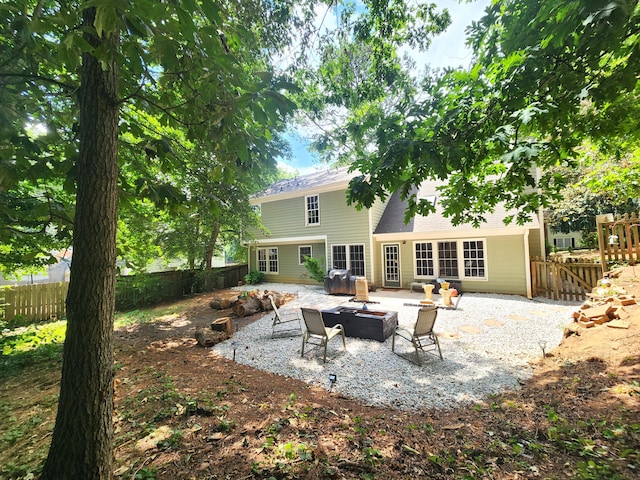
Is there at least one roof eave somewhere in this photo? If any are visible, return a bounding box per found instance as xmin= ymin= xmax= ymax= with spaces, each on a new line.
xmin=373 ymin=226 xmax=537 ymax=241
xmin=250 ymin=179 xmax=353 ymax=204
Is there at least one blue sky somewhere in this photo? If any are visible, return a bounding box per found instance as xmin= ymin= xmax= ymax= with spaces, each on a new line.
xmin=279 ymin=0 xmax=491 ymax=176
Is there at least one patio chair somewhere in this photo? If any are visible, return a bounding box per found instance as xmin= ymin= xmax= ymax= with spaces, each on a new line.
xmin=300 ymin=307 xmax=346 ymax=363
xmin=392 ymin=306 xmax=442 ymax=365
xmin=268 ymin=294 xmax=302 ymax=338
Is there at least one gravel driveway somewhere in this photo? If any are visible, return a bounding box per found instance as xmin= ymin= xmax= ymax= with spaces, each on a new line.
xmin=212 ymin=283 xmax=579 ymax=411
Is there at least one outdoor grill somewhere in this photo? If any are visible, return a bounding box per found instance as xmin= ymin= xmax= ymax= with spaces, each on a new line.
xmin=323 ymin=269 xmax=357 ymax=295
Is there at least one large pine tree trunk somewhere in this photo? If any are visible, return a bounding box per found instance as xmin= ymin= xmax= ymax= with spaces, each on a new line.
xmin=41 ymin=8 xmax=120 ymax=480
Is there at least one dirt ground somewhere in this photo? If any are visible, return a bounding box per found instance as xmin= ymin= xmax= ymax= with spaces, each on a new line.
xmin=109 ymin=273 xmax=639 ymax=479
xmin=2 ymin=270 xmax=639 ymax=479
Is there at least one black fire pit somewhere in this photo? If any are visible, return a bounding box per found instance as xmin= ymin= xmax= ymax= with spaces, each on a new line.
xmin=321 ymin=306 xmax=398 ymax=342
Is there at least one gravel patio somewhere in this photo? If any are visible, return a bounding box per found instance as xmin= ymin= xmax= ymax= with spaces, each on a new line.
xmin=212 ymin=283 xmax=579 ymax=410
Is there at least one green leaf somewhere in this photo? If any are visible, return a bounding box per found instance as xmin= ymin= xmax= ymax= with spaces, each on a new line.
xmin=201 ymin=1 xmax=222 ymax=25
xmin=93 ymin=4 xmax=119 ymax=38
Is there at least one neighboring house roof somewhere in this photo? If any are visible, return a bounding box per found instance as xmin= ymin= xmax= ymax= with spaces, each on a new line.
xmin=374 ymin=179 xmax=539 ymax=237
xmin=252 ymin=166 xmax=360 ymax=203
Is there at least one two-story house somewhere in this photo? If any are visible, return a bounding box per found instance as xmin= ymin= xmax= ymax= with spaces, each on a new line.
xmin=247 ymin=166 xmax=546 ymax=297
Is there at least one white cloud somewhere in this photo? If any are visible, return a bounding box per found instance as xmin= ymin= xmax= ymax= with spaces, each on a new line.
xmin=402 ymin=0 xmax=490 ymax=71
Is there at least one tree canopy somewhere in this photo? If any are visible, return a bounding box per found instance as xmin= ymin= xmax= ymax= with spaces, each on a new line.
xmin=545 ymin=142 xmax=640 ymax=236
xmin=305 ymin=0 xmax=640 ymax=226
xmin=3 ymin=0 xmax=640 ymax=477
xmin=1 ymin=0 xmax=310 ymax=277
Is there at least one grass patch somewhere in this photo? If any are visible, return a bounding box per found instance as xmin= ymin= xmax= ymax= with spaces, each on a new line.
xmin=114 ymin=305 xmax=185 ymax=328
xmin=0 ymin=305 xmax=192 ymax=478
xmin=0 ymin=321 xmax=66 ymax=378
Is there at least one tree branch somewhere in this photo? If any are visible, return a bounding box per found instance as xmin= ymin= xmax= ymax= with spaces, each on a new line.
xmin=0 ymin=72 xmax=76 ymax=93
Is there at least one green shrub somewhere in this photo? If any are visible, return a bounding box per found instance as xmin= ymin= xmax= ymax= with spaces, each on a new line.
xmin=244 ymin=270 xmax=265 ymax=285
xmin=303 ymin=256 xmax=326 ymax=283
xmin=581 ymin=231 xmax=599 ymax=250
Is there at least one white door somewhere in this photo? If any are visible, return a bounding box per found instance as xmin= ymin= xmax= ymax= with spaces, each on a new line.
xmin=383 ymin=244 xmax=401 ymax=288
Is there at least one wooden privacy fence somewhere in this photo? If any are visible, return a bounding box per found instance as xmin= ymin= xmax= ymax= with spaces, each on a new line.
xmin=597 ymin=212 xmax=640 ymax=270
xmin=531 ymin=257 xmax=602 ymax=301
xmin=115 ymin=265 xmax=248 ymax=310
xmin=1 ymin=282 xmax=69 ymax=324
xmin=1 ymin=264 xmax=249 ymax=324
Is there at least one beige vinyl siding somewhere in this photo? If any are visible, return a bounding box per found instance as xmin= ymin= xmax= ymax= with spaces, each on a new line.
xmin=462 ymin=236 xmax=528 ymax=295
xmin=255 ymin=191 xmax=368 ymax=240
xmin=250 ymin=242 xmax=326 ymax=285
xmin=528 ymin=227 xmax=544 ymax=257
xmin=365 ymin=197 xmax=391 ymax=285
xmin=319 ymin=191 xmax=372 ymax=278
xmin=255 ymin=197 xmax=306 ymax=239
xmin=321 ymin=191 xmax=370 ymax=244
xmin=251 ymin=190 xmax=375 ymax=284
xmin=374 ymin=234 xmax=529 ymax=295
xmin=372 ymin=244 xmax=384 ymax=288
xmin=369 ymin=196 xmax=391 ymax=230
xmin=400 ymin=241 xmax=414 ymax=288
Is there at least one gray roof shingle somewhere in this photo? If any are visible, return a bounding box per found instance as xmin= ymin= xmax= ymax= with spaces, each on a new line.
xmin=257 ymin=165 xmax=357 ymax=198
xmin=374 ymin=178 xmax=539 ymax=234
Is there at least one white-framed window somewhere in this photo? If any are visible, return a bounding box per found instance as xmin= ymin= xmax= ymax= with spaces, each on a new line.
xmin=305 ymin=194 xmax=319 ymax=225
xmin=332 ymin=245 xmax=347 ymax=270
xmin=414 ymin=242 xmax=434 ymax=277
xmin=257 ymin=247 xmax=279 ymax=273
xmin=554 ymin=237 xmax=575 ymax=249
xmin=349 ymin=245 xmax=365 ymax=276
xmin=462 ymin=240 xmax=485 ymax=278
xmin=332 ymin=244 xmax=365 ymax=276
xmin=413 ymin=239 xmax=487 ymax=280
xmin=299 ymin=245 xmax=312 ymax=265
xmin=438 ymin=241 xmax=459 ymax=278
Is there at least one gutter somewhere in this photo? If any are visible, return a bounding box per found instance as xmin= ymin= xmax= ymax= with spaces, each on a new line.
xmin=368 ymin=209 xmax=376 ymax=286
xmin=524 ymin=229 xmax=532 ymax=299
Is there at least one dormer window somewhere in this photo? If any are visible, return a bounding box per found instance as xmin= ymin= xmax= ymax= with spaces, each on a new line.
xmin=306 ymin=194 xmax=319 ymax=225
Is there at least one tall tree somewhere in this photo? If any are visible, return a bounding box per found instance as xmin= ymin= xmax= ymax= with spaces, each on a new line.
xmin=298 ymin=0 xmax=450 ymax=164
xmin=116 ymin=108 xmax=286 ymax=272
xmin=42 ymin=7 xmax=120 ymax=477
xmin=1 ymin=1 xmax=317 ymax=477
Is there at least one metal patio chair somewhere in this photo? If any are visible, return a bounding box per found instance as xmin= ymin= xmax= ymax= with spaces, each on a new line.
xmin=268 ymin=294 xmax=302 ymax=338
xmin=300 ymin=307 xmax=346 ymax=363
xmin=392 ymin=306 xmax=442 ymax=365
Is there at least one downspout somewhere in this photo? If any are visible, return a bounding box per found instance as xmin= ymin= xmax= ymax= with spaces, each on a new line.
xmin=368 ymin=209 xmax=376 ymax=286
xmin=524 ymin=229 xmax=532 ymax=299
xmin=537 ymin=167 xmax=546 ymax=257
xmin=325 ymin=238 xmax=329 ymax=273
xmin=244 ymin=230 xmax=251 ymax=274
